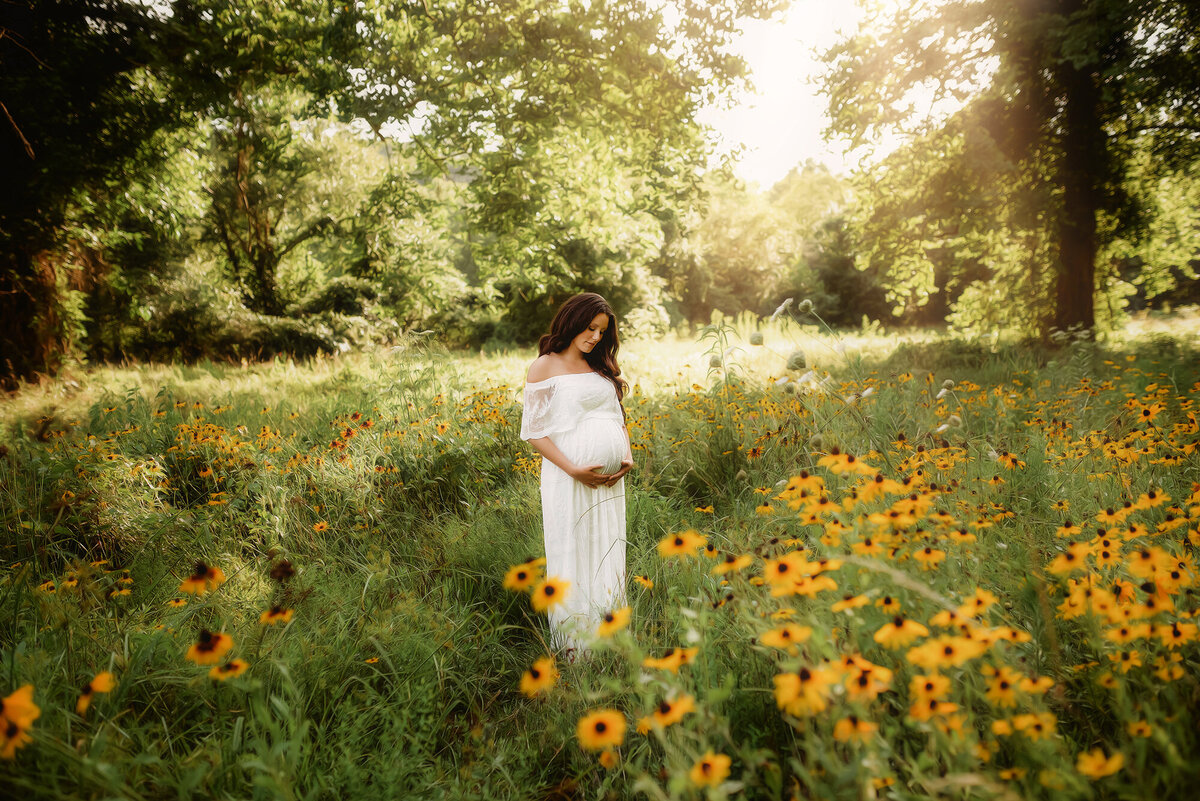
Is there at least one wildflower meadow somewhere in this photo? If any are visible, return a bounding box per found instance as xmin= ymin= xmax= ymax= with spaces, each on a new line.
xmin=2 ymin=313 xmax=1198 ymax=800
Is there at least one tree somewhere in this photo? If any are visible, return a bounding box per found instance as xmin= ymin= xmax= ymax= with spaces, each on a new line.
xmin=1 ymin=0 xmax=182 ymax=385
xmin=824 ymin=0 xmax=1200 ymax=336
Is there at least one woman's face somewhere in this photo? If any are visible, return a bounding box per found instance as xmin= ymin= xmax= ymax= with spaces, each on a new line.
xmin=570 ymin=312 xmax=609 ymax=356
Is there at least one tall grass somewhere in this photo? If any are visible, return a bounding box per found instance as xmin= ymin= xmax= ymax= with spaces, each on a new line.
xmin=1 ymin=312 xmax=1198 ymax=799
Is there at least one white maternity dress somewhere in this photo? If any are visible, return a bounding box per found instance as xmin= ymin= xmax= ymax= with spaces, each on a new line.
xmin=520 ymin=371 xmax=628 ymax=651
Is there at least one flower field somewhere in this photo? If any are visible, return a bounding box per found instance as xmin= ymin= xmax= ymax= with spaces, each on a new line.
xmin=1 ymin=318 xmax=1198 ymax=800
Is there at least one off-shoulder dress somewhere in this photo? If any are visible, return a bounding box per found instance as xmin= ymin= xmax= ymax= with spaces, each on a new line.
xmin=520 ymin=371 xmax=628 ymax=650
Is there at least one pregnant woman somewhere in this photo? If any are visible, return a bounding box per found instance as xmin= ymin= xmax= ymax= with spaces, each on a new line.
xmin=520 ymin=293 xmax=633 ymax=656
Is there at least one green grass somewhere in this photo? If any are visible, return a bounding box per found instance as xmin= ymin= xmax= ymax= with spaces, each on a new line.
xmin=1 ymin=311 xmax=1199 ymax=800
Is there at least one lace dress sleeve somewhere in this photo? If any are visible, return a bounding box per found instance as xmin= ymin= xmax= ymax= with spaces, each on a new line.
xmin=520 ymin=380 xmax=574 ymax=440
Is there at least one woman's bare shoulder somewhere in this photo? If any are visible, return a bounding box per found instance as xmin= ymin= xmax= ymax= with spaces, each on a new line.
xmin=526 ymin=354 xmax=559 ymax=383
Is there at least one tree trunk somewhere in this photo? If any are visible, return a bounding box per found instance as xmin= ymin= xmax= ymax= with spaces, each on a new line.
xmin=1051 ymin=6 xmax=1104 ymax=336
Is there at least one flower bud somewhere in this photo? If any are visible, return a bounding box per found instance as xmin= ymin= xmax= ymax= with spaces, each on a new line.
xmin=749 ymin=331 xmax=764 ymax=346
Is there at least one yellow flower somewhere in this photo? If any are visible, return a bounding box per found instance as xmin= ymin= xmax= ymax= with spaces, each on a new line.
xmin=519 ymin=656 xmax=558 ymax=697
xmin=178 ymin=561 xmax=226 ymax=595
xmin=657 ymin=529 xmax=707 ymax=558
xmin=711 ymin=553 xmax=753 ymax=575
xmin=833 ymin=715 xmax=878 ymax=744
xmin=596 ymin=607 xmax=631 ymax=637
xmin=598 ymin=748 xmax=620 ymax=769
xmin=757 ymin=624 xmax=813 ymax=652
xmin=642 ymin=647 xmax=699 ymax=673
xmin=259 ymin=606 xmax=294 ymax=625
xmin=0 ymin=685 xmax=39 ymax=759
xmin=831 ymin=594 xmax=869 ymax=612
xmin=910 ymin=673 xmax=951 ymax=702
xmin=313 ymin=521 xmax=329 ymax=532
xmin=185 ymin=630 xmax=234 ymax=665
xmin=648 ymin=694 xmax=695 ymax=728
xmin=689 ymin=750 xmax=731 ymax=787
xmin=502 ymin=561 xmax=543 ymax=592
xmin=633 ymin=574 xmax=654 ymax=589
xmin=1 ymin=685 xmax=40 ymax=731
xmin=1011 ymin=712 xmax=1057 ymax=741
xmin=576 ymin=709 xmax=625 ymax=751
xmin=1127 ymin=720 xmax=1152 ymax=737
xmin=1076 ymin=747 xmax=1124 ymax=779
xmin=209 ymin=659 xmax=250 ymax=681
xmin=75 ymin=671 xmax=117 ymax=716
xmin=773 ymin=666 xmax=835 ymax=716
xmin=874 ymin=616 xmax=929 ymax=649
xmin=906 ymin=635 xmax=987 ymax=669
xmin=530 ymin=577 xmax=570 ymax=612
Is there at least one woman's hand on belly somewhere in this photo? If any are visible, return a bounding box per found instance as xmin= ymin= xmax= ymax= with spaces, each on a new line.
xmin=599 ymin=457 xmax=634 ymax=487
xmin=568 ymin=462 xmax=612 ymax=489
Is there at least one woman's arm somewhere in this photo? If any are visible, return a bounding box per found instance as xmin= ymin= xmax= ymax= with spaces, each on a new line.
xmin=526 ymin=435 xmax=610 ymax=489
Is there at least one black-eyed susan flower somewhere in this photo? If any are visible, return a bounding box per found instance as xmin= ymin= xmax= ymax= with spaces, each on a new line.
xmin=846 ymin=662 xmax=893 ymax=701
xmin=259 ymin=605 xmax=294 ymax=626
xmin=833 ymin=714 xmax=878 ymax=744
xmin=503 ymin=561 xmax=542 ymax=592
xmin=1126 ymin=720 xmax=1152 ymax=738
xmin=908 ymin=697 xmax=960 ymax=722
xmin=773 ymin=666 xmax=835 ymax=716
xmin=649 ymin=694 xmax=695 ymax=728
xmin=75 ymin=671 xmax=116 ymax=716
xmin=576 ymin=709 xmax=625 ymax=751
xmin=209 ymin=659 xmax=250 ymax=680
xmin=167 ymin=598 xmax=187 ymax=609
xmin=1011 ymin=712 xmax=1057 ymax=741
xmin=633 ymin=574 xmax=654 ymax=589
xmin=657 ymin=529 xmax=707 ymax=558
xmin=906 ymin=635 xmax=987 ymax=669
xmin=178 ymin=561 xmax=226 ymax=595
xmin=874 ymin=616 xmax=929 ymax=649
xmin=0 ymin=685 xmax=39 ymax=759
xmin=530 ymin=577 xmax=570 ymax=612
xmin=982 ymin=665 xmax=1020 ymax=708
xmin=1076 ymin=747 xmax=1124 ymax=779
xmin=757 ymin=624 xmax=812 ymax=652
xmin=596 ymin=607 xmax=631 ymax=637
xmin=642 ymin=647 xmax=698 ymax=672
xmin=832 ymin=594 xmax=869 ymax=612
xmin=909 ymin=672 xmax=952 ymax=702
xmin=185 ymin=630 xmax=233 ymax=665
xmin=689 ymin=751 xmax=731 ymax=787
xmin=711 ymin=553 xmax=753 ymax=575
xmin=912 ymin=545 xmax=946 ymax=569
xmin=312 ymin=521 xmax=329 ymax=533
xmin=876 ymin=595 xmax=901 ymax=614
xmin=598 ymin=749 xmax=619 ymax=769
xmin=519 ymin=656 xmax=558 ymax=698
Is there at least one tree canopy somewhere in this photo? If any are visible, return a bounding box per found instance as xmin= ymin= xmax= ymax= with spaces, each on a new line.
xmin=824 ymin=0 xmax=1200 ymax=336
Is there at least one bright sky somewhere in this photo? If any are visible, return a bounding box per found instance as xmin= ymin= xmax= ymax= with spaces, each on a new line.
xmin=696 ymin=0 xmax=864 ymax=189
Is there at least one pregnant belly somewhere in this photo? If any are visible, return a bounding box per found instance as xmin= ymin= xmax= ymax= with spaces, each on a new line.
xmin=558 ymin=418 xmax=626 ymax=474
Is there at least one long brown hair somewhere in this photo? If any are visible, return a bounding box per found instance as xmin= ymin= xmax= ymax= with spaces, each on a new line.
xmin=538 ymin=293 xmax=627 ymax=402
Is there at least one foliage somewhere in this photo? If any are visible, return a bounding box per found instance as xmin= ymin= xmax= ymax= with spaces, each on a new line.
xmin=824 ymin=0 xmax=1200 ymax=337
